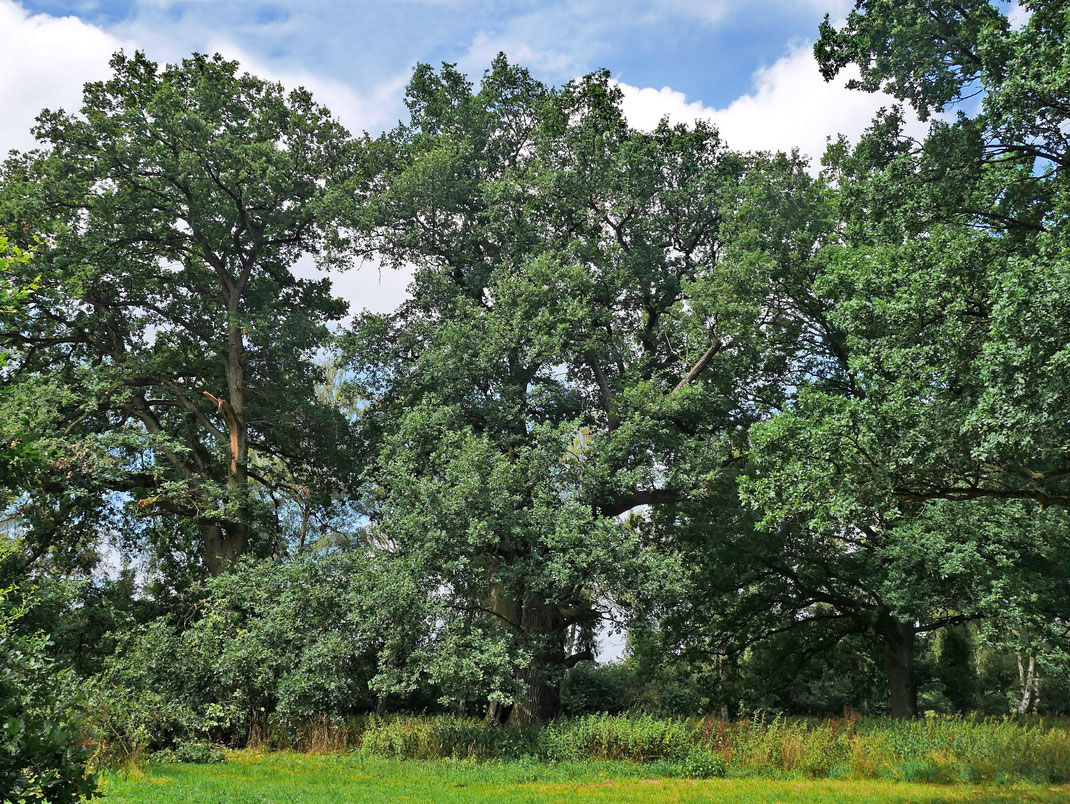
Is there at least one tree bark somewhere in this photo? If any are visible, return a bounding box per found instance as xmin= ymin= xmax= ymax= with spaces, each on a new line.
xmin=513 ymin=596 xmax=567 ymax=724
xmin=225 ymin=310 xmax=251 ymax=545
xmin=485 ymin=580 xmax=521 ymax=724
xmin=202 ymin=521 xmax=247 ymax=577
xmin=1016 ymin=653 xmax=1039 ymax=715
xmin=199 ymin=307 xmax=251 ymax=575
xmin=879 ymin=616 xmax=918 ymax=717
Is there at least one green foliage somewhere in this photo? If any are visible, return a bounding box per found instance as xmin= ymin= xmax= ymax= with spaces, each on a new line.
xmin=0 ymin=586 xmax=97 ymax=803
xmin=149 ymin=742 xmax=227 ymax=765
xmin=0 ymin=235 xmax=42 ymax=497
xmin=359 ymin=716 xmax=541 ymax=761
xmin=681 ymin=748 xmax=727 ymax=779
xmin=87 ymin=553 xmax=423 ymax=758
xmin=561 ymin=662 xmax=642 ymax=715
xmin=0 ymin=50 xmax=359 ymax=574
xmin=349 ymin=53 xmax=801 ymax=721
xmin=541 ymin=714 xmax=698 ymax=763
xmin=5 ymin=3 xmax=1070 ymax=767
xmin=653 ymin=0 xmax=1070 ymax=720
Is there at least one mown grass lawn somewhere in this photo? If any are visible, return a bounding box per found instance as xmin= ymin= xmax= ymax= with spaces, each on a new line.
xmin=100 ymin=751 xmax=1070 ymax=803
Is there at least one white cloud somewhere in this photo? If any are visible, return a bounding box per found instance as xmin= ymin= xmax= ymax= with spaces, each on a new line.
xmin=0 ymin=0 xmax=412 ymax=312
xmin=293 ymin=253 xmax=415 ymax=318
xmin=651 ymin=0 xmax=729 ymax=25
xmin=0 ymin=0 xmax=920 ymax=318
xmin=1008 ymin=1 xmax=1031 ymax=30
xmin=202 ymin=41 xmax=410 ymax=136
xmin=0 ymin=1 xmax=409 ymax=146
xmin=461 ymin=31 xmax=579 ymax=79
xmin=617 ymin=42 xmax=925 ymax=172
xmin=0 ymin=0 xmax=126 ymax=155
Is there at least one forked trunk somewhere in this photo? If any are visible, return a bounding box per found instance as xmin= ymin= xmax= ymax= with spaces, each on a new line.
xmin=1016 ymin=653 xmax=1040 ymax=715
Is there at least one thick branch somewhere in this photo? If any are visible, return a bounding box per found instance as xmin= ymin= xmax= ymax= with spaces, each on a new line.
xmin=673 ymin=338 xmax=723 ymax=393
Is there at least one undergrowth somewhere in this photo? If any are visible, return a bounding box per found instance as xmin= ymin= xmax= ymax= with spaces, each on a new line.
xmin=98 ymin=713 xmax=1070 ymax=785
xmin=355 ymin=713 xmax=1070 ymax=783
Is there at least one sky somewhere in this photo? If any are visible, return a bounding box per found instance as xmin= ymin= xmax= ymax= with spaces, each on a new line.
xmin=0 ymin=0 xmax=936 ymax=316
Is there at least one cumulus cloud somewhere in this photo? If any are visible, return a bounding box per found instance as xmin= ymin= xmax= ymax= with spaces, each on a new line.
xmin=0 ymin=0 xmax=922 ymax=316
xmin=0 ymin=0 xmax=410 ymax=156
xmin=617 ymin=42 xmax=925 ymax=171
xmin=203 ymin=42 xmax=410 ymax=137
xmin=0 ymin=0 xmax=126 ymax=155
xmin=0 ymin=0 xmax=412 ymax=312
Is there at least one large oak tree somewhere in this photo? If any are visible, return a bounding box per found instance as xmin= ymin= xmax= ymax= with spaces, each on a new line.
xmin=0 ymin=52 xmax=358 ymax=575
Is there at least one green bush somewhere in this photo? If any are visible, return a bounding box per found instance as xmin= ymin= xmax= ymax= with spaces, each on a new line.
xmin=562 ymin=663 xmax=640 ymax=715
xmin=87 ymin=554 xmax=422 ymax=758
xmin=0 ymin=586 xmax=97 ymax=803
xmin=542 ymin=714 xmax=696 ymax=763
xmin=149 ymin=741 xmax=227 ymax=765
xmin=682 ymin=748 xmax=726 ymax=778
xmin=359 ymin=716 xmax=541 ymax=760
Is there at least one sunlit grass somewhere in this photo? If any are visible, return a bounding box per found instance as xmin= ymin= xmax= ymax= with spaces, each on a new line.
xmin=100 ymin=751 xmax=1070 ymax=803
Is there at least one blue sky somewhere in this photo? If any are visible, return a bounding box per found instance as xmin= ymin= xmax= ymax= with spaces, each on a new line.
xmin=0 ymin=0 xmax=882 ymax=152
xmin=16 ymin=0 xmax=844 ymax=112
xmin=6 ymin=0 xmax=914 ymax=313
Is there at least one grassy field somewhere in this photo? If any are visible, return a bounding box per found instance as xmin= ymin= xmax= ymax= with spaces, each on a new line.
xmin=100 ymin=752 xmax=1070 ymax=803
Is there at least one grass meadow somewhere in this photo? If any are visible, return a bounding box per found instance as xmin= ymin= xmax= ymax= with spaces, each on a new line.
xmin=95 ymin=715 xmax=1070 ymax=802
xmin=100 ymin=752 xmax=1070 ymax=804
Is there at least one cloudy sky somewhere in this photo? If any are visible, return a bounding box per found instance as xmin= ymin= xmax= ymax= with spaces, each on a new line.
xmin=1 ymin=0 xmax=934 ymax=312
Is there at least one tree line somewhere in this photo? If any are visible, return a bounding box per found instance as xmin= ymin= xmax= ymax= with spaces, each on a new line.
xmin=0 ymin=0 xmax=1067 ymax=760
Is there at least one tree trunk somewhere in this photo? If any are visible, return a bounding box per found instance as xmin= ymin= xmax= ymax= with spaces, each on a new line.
xmin=202 ymin=521 xmax=247 ymax=577
xmin=200 ymin=310 xmax=251 ymax=575
xmin=717 ymin=652 xmax=735 ymax=720
xmin=560 ymin=624 xmax=579 ymax=704
xmin=225 ymin=313 xmax=250 ymax=543
xmin=485 ymin=580 xmax=520 ymax=724
xmin=1016 ymin=653 xmax=1039 ymax=715
xmin=513 ymin=596 xmax=567 ymax=724
xmin=879 ymin=616 xmax=918 ymax=718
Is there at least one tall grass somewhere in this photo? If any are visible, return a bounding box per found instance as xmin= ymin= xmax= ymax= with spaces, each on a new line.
xmin=352 ymin=713 xmax=1070 ymax=784
xmin=95 ymin=712 xmax=1070 ymax=784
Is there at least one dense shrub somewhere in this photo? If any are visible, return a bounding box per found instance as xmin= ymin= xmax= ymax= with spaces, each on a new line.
xmin=561 ymin=663 xmax=641 ymax=715
xmin=87 ymin=553 xmax=424 ymax=758
xmin=0 ymin=586 xmax=97 ymax=803
xmin=149 ymin=741 xmax=227 ymax=765
xmin=542 ymin=714 xmax=696 ymax=763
